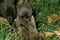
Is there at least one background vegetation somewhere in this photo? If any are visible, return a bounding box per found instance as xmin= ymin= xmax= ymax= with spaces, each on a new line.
xmin=0 ymin=0 xmax=60 ymax=40
xmin=28 ymin=0 xmax=60 ymax=40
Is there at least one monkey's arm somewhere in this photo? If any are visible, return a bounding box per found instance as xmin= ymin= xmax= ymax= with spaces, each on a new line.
xmin=31 ymin=16 xmax=45 ymax=40
xmin=31 ymin=16 xmax=36 ymax=27
xmin=31 ymin=15 xmax=38 ymax=33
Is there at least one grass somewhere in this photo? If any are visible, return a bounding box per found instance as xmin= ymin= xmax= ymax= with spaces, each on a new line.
xmin=0 ymin=20 xmax=20 ymax=40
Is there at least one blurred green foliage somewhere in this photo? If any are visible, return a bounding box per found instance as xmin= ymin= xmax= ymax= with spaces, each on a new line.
xmin=28 ymin=0 xmax=60 ymax=40
xmin=0 ymin=21 xmax=20 ymax=40
xmin=45 ymin=34 xmax=58 ymax=40
xmin=28 ymin=0 xmax=60 ymax=31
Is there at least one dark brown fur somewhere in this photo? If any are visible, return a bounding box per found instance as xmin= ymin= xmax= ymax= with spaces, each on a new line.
xmin=0 ymin=0 xmax=17 ymax=25
xmin=15 ymin=4 xmax=45 ymax=40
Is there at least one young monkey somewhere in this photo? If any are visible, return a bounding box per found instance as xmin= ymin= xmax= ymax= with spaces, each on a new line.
xmin=15 ymin=4 xmax=45 ymax=40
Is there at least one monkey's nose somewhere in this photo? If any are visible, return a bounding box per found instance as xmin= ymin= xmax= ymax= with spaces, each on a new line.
xmin=23 ymin=19 xmax=29 ymax=22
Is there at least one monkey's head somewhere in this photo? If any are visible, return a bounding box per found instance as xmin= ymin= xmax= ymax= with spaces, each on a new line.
xmin=17 ymin=4 xmax=33 ymax=22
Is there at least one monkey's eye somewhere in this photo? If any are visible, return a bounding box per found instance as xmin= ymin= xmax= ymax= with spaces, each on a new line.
xmin=21 ymin=15 xmax=29 ymax=19
xmin=21 ymin=16 xmax=24 ymax=18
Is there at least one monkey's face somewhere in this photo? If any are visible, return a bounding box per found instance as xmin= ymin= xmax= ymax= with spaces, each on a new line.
xmin=21 ymin=12 xmax=31 ymax=22
xmin=17 ymin=6 xmax=32 ymax=22
xmin=19 ymin=11 xmax=32 ymax=22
